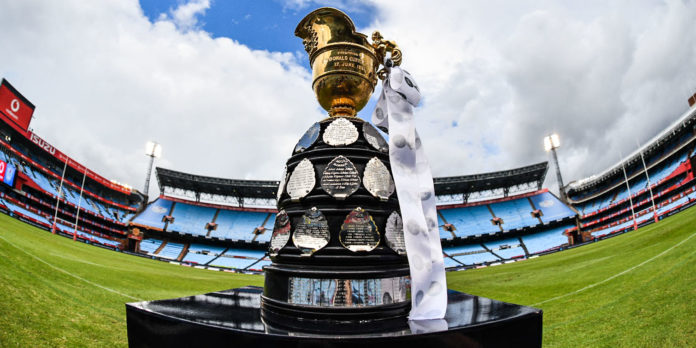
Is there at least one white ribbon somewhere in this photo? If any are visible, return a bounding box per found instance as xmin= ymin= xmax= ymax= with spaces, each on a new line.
xmin=372 ymin=63 xmax=447 ymax=320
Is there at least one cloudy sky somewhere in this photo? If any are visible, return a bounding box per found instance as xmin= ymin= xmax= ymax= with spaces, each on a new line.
xmin=1 ymin=0 xmax=695 ymax=197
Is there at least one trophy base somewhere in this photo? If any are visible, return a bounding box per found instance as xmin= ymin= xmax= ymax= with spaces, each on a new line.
xmin=261 ymin=263 xmax=411 ymax=322
xmin=125 ymin=286 xmax=543 ymax=348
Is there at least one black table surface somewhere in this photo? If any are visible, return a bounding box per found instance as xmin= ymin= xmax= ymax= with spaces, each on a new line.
xmin=126 ymin=286 xmax=542 ymax=347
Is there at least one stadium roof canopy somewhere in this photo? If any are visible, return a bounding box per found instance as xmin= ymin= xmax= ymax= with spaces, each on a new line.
xmin=156 ymin=167 xmax=279 ymax=199
xmin=156 ymin=162 xmax=548 ymax=203
xmin=155 ymin=161 xmax=549 ymax=202
xmin=434 ymin=161 xmax=548 ymax=197
xmin=567 ymin=106 xmax=696 ymax=194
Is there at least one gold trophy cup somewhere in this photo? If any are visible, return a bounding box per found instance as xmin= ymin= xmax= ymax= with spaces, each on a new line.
xmin=296 ymin=8 xmax=401 ymax=117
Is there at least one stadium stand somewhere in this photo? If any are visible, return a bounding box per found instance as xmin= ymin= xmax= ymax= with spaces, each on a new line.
xmin=568 ymin=104 xmax=696 ymax=242
xmin=129 ymin=168 xmax=276 ymax=245
xmin=139 ymin=238 xmax=163 ymax=256
xmin=167 ymin=201 xmax=215 ymax=236
xmin=182 ymin=243 xmax=227 ymax=265
xmin=437 ymin=189 xmax=573 ymax=239
xmin=0 ymin=101 xmax=582 ymax=274
xmin=2 ymin=197 xmax=50 ymax=225
xmin=213 ymin=209 xmax=269 ymax=242
xmin=489 ymin=199 xmax=538 ymax=231
xmin=157 ymin=242 xmax=185 ymax=260
xmin=484 ymin=237 xmax=526 ymax=260
xmin=443 ymin=244 xmax=499 ymax=265
xmin=4 ymin=80 xmax=696 ymax=277
xmin=127 ymin=163 xmax=581 ymax=272
xmin=521 ymin=224 xmax=572 ymax=254
xmin=440 ymin=204 xmax=498 ymax=238
xmin=72 ymin=228 xmax=120 ymax=248
xmin=131 ymin=198 xmax=172 ymax=230
xmin=208 ymin=248 xmax=266 ymax=269
xmin=0 ymin=111 xmax=144 ymax=253
xmin=529 ymin=192 xmax=575 ymax=223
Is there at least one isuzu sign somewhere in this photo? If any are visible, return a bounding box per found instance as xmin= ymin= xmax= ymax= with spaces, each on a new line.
xmin=0 ymin=79 xmax=36 ymax=134
xmin=29 ymin=132 xmax=56 ymax=155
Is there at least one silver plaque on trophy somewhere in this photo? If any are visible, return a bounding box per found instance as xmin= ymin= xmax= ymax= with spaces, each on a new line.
xmin=287 ymin=275 xmax=409 ymax=307
xmin=385 ymin=211 xmax=406 ymax=255
xmin=286 ymin=158 xmax=315 ymax=201
xmin=322 ymin=117 xmax=359 ymax=146
xmin=321 ymin=155 xmax=361 ymax=199
xmin=288 ymin=277 xmax=338 ymax=306
xmin=294 ymin=122 xmax=321 ymax=153
xmin=276 ymin=165 xmax=287 ymax=201
xmin=339 ymin=207 xmax=380 ymax=252
xmin=292 ymin=207 xmax=330 ymax=256
xmin=269 ymin=210 xmax=291 ymax=256
xmin=363 ymin=157 xmax=395 ymax=201
xmin=362 ymin=122 xmax=389 ymax=153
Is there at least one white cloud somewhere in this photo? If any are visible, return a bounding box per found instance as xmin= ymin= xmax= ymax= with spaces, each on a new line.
xmin=1 ymin=0 xmax=695 ymax=200
xmin=0 ymin=0 xmax=322 ymax=196
xmin=355 ymin=0 xmax=696 ymax=194
xmin=162 ymin=0 xmax=211 ymax=31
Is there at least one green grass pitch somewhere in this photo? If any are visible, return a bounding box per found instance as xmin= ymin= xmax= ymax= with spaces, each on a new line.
xmin=1 ymin=207 xmax=695 ymax=347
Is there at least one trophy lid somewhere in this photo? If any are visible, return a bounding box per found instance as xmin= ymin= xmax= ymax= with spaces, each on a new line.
xmin=295 ymin=7 xmax=372 ymax=62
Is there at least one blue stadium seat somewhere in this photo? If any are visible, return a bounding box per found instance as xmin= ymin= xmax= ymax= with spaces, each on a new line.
xmin=529 ymin=192 xmax=575 ymax=223
xmin=254 ymin=224 xmax=273 ymax=243
xmin=182 ymin=244 xmax=227 ymax=265
xmin=489 ymin=198 xmax=538 ymax=231
xmin=443 ymin=244 xmax=499 ymax=265
xmin=131 ymin=198 xmax=173 ymax=230
xmin=167 ymin=202 xmax=216 ymax=236
xmin=591 ymin=219 xmax=634 ymax=236
xmin=208 ymin=248 xmax=265 ymax=269
xmin=2 ymin=199 xmax=49 ymax=224
xmin=140 ymin=238 xmax=163 ymax=255
xmin=73 ymin=229 xmax=119 ymax=248
xmin=437 ymin=214 xmax=454 ymax=240
xmin=657 ymin=196 xmax=690 ymax=215
xmin=442 ymin=256 xmax=461 ymax=268
xmin=484 ymin=237 xmax=525 ymax=260
xmin=27 ymin=167 xmax=61 ymax=197
xmin=439 ymin=205 xmax=498 ymax=238
xmin=157 ymin=242 xmax=184 ymax=260
xmin=212 ymin=210 xmax=268 ymax=242
xmin=522 ymin=225 xmax=572 ymax=254
xmin=650 ymin=155 xmax=685 ymax=184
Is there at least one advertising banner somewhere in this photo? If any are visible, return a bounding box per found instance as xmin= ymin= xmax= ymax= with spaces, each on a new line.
xmin=0 ymin=79 xmax=35 ymax=134
xmin=0 ymin=159 xmax=16 ymax=187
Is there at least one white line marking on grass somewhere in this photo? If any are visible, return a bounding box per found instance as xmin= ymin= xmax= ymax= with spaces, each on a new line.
xmin=532 ymin=231 xmax=696 ymax=307
xmin=0 ymin=235 xmax=144 ymax=301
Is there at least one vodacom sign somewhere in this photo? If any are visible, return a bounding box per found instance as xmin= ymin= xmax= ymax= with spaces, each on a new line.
xmin=10 ymin=99 xmax=20 ymax=113
xmin=0 ymin=78 xmax=36 ymax=134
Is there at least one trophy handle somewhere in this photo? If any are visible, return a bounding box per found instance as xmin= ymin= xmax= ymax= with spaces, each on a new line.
xmin=371 ymin=31 xmax=402 ymax=80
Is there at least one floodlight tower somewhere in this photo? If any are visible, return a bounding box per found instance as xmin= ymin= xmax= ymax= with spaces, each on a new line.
xmin=143 ymin=141 xmax=162 ymax=197
xmin=544 ymin=133 xmax=567 ymax=202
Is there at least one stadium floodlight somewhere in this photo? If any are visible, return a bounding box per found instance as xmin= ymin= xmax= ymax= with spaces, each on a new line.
xmin=145 ymin=141 xmax=162 ymax=158
xmin=543 ymin=133 xmax=560 ymax=152
xmin=544 ymin=133 xmax=566 ymax=202
xmin=143 ymin=141 xmax=162 ymax=196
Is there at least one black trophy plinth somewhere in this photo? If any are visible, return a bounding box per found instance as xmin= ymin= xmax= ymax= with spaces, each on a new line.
xmin=264 ymin=116 xmax=412 ymax=323
xmin=126 ymin=286 xmax=543 ymax=348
